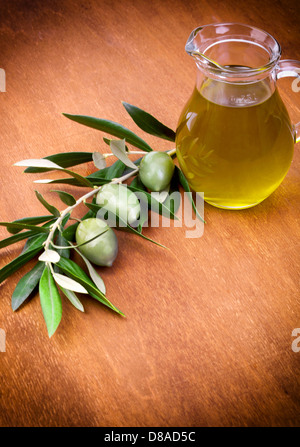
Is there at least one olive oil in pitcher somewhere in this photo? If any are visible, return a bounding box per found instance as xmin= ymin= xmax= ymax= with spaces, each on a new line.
xmin=176 ymin=78 xmax=294 ymax=209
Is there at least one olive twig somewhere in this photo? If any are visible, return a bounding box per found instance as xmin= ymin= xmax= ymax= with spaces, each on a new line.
xmin=167 ymin=148 xmax=176 ymax=157
xmin=47 ymin=261 xmax=55 ymax=276
xmin=103 ymin=151 xmax=146 ymax=158
xmin=42 ymin=167 xmax=139 ymax=255
xmin=69 ymin=217 xmax=82 ymax=223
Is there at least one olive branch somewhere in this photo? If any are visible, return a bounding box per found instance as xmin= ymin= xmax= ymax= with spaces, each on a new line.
xmin=0 ymin=101 xmax=203 ymax=337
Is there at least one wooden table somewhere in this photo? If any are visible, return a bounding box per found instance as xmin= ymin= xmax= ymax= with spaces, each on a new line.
xmin=0 ymin=0 xmax=299 ymax=427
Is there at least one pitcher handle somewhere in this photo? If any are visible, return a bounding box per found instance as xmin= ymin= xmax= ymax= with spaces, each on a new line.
xmin=276 ymin=59 xmax=300 ymax=143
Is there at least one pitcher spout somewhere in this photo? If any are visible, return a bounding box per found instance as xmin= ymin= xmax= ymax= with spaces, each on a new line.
xmin=185 ymin=26 xmax=224 ymax=72
xmin=185 ymin=23 xmax=281 ymax=82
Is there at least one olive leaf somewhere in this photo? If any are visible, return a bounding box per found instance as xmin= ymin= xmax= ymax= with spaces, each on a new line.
xmin=62 ymin=113 xmax=153 ymax=152
xmin=74 ymin=247 xmax=106 ymax=295
xmin=176 ymin=167 xmax=205 ymax=223
xmin=30 ymin=160 xmax=128 ymax=189
xmin=122 ymin=156 xmax=144 ymax=176
xmin=62 ymin=222 xmax=79 ymax=242
xmin=54 ymin=232 xmax=71 ymax=259
xmin=52 ymin=273 xmax=89 ymax=294
xmin=103 ymin=159 xmax=127 ymax=180
xmin=109 ymin=139 xmax=137 ymax=170
xmin=32 ymin=177 xmax=86 ymax=187
xmin=56 ymin=257 xmax=124 ymax=316
xmin=34 ymin=168 xmax=94 ymax=188
xmin=0 ymin=230 xmax=36 ymax=250
xmin=7 ymin=215 xmax=54 ymax=235
xmin=14 ymin=159 xmax=63 ymax=170
xmin=35 ymin=190 xmax=60 ymax=217
xmin=78 ymin=160 xmax=126 ymax=186
xmin=24 ymin=152 xmax=93 ymax=174
xmin=21 ymin=233 xmax=49 ymax=255
xmin=51 ymin=190 xmax=76 ymax=206
xmin=11 ymin=261 xmax=45 ymax=311
xmin=16 ymin=159 xmax=94 ymax=188
xmin=62 ymin=168 xmax=95 ymax=187
xmin=39 ymin=249 xmax=61 ymax=263
xmin=92 ymin=152 xmax=106 ymax=170
xmin=122 ymin=102 xmax=176 ymax=142
xmin=0 ymin=221 xmax=50 ymax=234
xmin=35 ymin=176 xmax=108 ymax=188
xmin=39 ymin=265 xmax=62 ymax=337
xmin=130 ymin=175 xmax=146 ymax=190
xmin=59 ymin=286 xmax=84 ymax=312
xmin=0 ymin=245 xmax=45 ymax=285
xmin=103 ymin=137 xmax=129 ymax=152
xmin=53 ymin=225 xmax=71 ymax=274
xmin=86 ymin=159 xmax=126 ymax=181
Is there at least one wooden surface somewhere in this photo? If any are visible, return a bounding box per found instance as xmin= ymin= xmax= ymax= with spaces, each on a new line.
xmin=0 ymin=0 xmax=300 ymax=427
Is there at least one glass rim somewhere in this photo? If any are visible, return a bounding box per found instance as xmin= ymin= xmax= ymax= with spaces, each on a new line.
xmin=186 ymin=22 xmax=282 ymax=79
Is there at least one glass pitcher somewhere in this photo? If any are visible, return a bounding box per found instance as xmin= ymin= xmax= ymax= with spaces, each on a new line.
xmin=176 ymin=23 xmax=300 ymax=209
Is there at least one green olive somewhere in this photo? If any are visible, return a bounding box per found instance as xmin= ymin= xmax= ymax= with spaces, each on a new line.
xmin=96 ymin=183 xmax=140 ymax=225
xmin=75 ymin=218 xmax=118 ymax=267
xmin=139 ymin=151 xmax=175 ymax=192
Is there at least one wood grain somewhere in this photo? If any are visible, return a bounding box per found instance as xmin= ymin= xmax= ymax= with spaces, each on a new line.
xmin=0 ymin=0 xmax=299 ymax=427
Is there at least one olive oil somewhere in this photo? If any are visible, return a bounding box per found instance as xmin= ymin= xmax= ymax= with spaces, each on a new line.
xmin=176 ymin=79 xmax=294 ymax=208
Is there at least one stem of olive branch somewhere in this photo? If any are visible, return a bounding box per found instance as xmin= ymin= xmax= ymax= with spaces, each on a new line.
xmin=103 ymin=148 xmax=177 ymax=157
xmin=103 ymin=151 xmax=145 ymax=158
xmin=167 ymin=148 xmax=176 ymax=157
xmin=47 ymin=261 xmax=55 ymax=275
xmin=42 ymin=167 xmax=139 ymax=252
